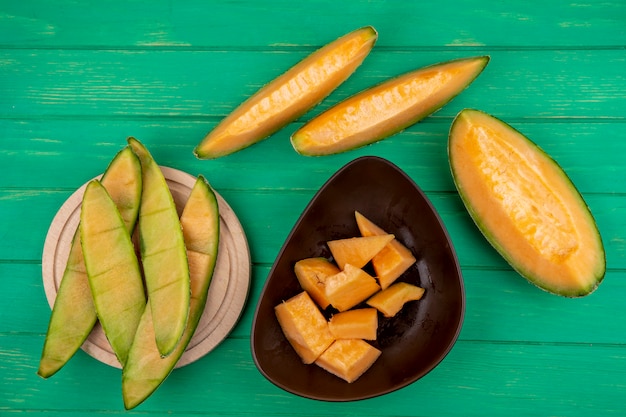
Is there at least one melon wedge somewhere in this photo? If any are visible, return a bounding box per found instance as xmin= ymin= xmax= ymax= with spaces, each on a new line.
xmin=315 ymin=339 xmax=381 ymax=383
xmin=355 ymin=211 xmax=416 ymax=289
xmin=366 ymin=282 xmax=425 ymax=318
xmin=194 ymin=26 xmax=377 ymax=159
xmin=291 ymin=55 xmax=490 ymax=156
xmin=80 ymin=180 xmax=146 ymax=366
xmin=38 ymin=146 xmax=142 ymax=378
xmin=327 ymin=234 xmax=394 ymax=270
xmin=128 ymin=137 xmax=190 ymax=356
xmin=275 ymin=291 xmax=335 ymax=364
xmin=448 ymin=109 xmax=605 ymax=297
xmin=328 ymin=308 xmax=378 ymax=341
xmin=325 ymin=263 xmax=381 ymax=312
xmin=122 ymin=175 xmax=220 ymax=410
xmin=294 ymin=257 xmax=339 ymax=309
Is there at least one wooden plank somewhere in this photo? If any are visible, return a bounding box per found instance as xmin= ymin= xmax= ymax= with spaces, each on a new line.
xmin=1 ymin=119 xmax=625 ymax=194
xmin=1 ymin=189 xmax=622 ymax=269
xmin=2 ymin=49 xmax=625 ymax=119
xmin=3 ymin=335 xmax=625 ymax=415
xmin=14 ymin=259 xmax=626 ymax=344
xmin=2 ymin=0 xmax=625 ymax=48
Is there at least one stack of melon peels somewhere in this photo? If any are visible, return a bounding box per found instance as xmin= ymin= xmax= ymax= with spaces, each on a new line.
xmin=275 ymin=211 xmax=424 ymax=383
xmin=38 ymin=138 xmax=220 ymax=410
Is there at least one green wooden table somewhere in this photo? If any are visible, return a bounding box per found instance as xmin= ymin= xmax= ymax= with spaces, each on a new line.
xmin=2 ymin=1 xmax=625 ymax=415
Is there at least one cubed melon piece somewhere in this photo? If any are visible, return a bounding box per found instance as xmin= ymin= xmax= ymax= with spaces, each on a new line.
xmin=328 ymin=308 xmax=378 ymax=341
xmin=327 ymin=234 xmax=394 ymax=270
xmin=325 ymin=264 xmax=381 ymax=312
xmin=275 ymin=291 xmax=335 ymax=364
xmin=315 ymin=339 xmax=381 ymax=383
xmin=294 ymin=257 xmax=339 ymax=309
xmin=366 ymin=282 xmax=425 ymax=317
xmin=355 ymin=211 xmax=417 ymax=289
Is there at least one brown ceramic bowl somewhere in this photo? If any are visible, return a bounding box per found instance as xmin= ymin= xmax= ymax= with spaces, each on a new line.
xmin=251 ymin=156 xmax=465 ymax=401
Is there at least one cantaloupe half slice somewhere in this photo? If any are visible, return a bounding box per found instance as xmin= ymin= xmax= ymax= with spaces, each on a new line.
xmin=328 ymin=308 xmax=378 ymax=341
xmin=448 ymin=109 xmax=605 ymax=297
xmin=325 ymin=263 xmax=381 ymax=312
xmin=327 ymin=234 xmax=394 ymax=270
xmin=275 ymin=291 xmax=335 ymax=364
xmin=294 ymin=257 xmax=339 ymax=309
xmin=355 ymin=211 xmax=416 ymax=289
xmin=122 ymin=175 xmax=220 ymax=410
xmin=194 ymin=26 xmax=378 ymax=159
xmin=315 ymin=339 xmax=381 ymax=383
xmin=291 ymin=55 xmax=490 ymax=156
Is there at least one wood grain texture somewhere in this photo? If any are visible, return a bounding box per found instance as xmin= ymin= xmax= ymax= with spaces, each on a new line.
xmin=1 ymin=0 xmax=624 ymax=415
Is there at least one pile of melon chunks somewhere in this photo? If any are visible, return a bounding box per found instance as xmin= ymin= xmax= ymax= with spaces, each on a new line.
xmin=275 ymin=211 xmax=425 ymax=383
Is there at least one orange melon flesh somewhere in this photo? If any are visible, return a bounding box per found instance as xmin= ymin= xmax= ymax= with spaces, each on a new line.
xmin=294 ymin=257 xmax=340 ymax=309
xmin=328 ymin=308 xmax=378 ymax=341
xmin=355 ymin=211 xmax=416 ymax=289
xmin=448 ymin=109 xmax=605 ymax=297
xmin=291 ymin=55 xmax=490 ymax=156
xmin=315 ymin=339 xmax=381 ymax=383
xmin=275 ymin=291 xmax=335 ymax=364
xmin=325 ymin=264 xmax=381 ymax=312
xmin=327 ymin=234 xmax=394 ymax=270
xmin=194 ymin=26 xmax=378 ymax=159
xmin=366 ymin=282 xmax=425 ymax=318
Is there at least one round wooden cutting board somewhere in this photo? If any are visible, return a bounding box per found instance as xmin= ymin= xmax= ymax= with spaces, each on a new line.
xmin=41 ymin=166 xmax=251 ymax=369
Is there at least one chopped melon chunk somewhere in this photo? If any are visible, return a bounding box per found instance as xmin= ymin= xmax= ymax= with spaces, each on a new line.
xmin=294 ymin=257 xmax=339 ymax=309
xmin=327 ymin=234 xmax=394 ymax=270
xmin=328 ymin=308 xmax=378 ymax=340
xmin=366 ymin=282 xmax=425 ymax=317
xmin=325 ymin=264 xmax=381 ymax=312
xmin=355 ymin=211 xmax=416 ymax=289
xmin=275 ymin=291 xmax=335 ymax=364
xmin=315 ymin=339 xmax=381 ymax=383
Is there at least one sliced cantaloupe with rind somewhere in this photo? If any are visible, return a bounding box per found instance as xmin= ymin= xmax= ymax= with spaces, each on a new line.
xmin=325 ymin=264 xmax=381 ymax=312
xmin=448 ymin=109 xmax=605 ymax=297
xmin=328 ymin=308 xmax=378 ymax=341
xmin=275 ymin=291 xmax=335 ymax=364
xmin=355 ymin=211 xmax=416 ymax=289
xmin=291 ymin=55 xmax=490 ymax=156
xmin=194 ymin=26 xmax=378 ymax=159
xmin=315 ymin=339 xmax=381 ymax=383
xmin=327 ymin=234 xmax=394 ymax=270
xmin=294 ymin=257 xmax=339 ymax=309
xmin=366 ymin=282 xmax=425 ymax=318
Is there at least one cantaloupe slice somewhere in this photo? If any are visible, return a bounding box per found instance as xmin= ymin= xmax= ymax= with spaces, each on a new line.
xmin=448 ymin=109 xmax=605 ymax=297
xmin=315 ymin=339 xmax=381 ymax=383
xmin=80 ymin=180 xmax=146 ymax=366
xmin=355 ymin=211 xmax=416 ymax=289
xmin=38 ymin=146 xmax=142 ymax=378
xmin=128 ymin=137 xmax=191 ymax=357
xmin=275 ymin=291 xmax=335 ymax=364
xmin=294 ymin=257 xmax=339 ymax=309
xmin=194 ymin=26 xmax=378 ymax=159
xmin=328 ymin=308 xmax=378 ymax=341
xmin=327 ymin=234 xmax=394 ymax=270
xmin=325 ymin=263 xmax=381 ymax=312
xmin=291 ymin=55 xmax=490 ymax=156
xmin=366 ymin=282 xmax=425 ymax=318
